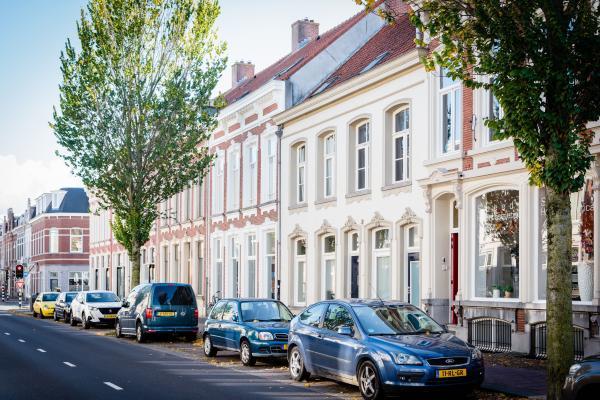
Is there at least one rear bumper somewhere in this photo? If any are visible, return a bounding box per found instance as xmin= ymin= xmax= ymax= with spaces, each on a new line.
xmin=40 ymin=308 xmax=54 ymax=317
xmin=143 ymin=325 xmax=199 ymax=334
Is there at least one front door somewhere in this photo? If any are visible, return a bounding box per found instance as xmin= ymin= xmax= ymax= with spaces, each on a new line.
xmin=451 ymin=232 xmax=459 ymax=324
xmin=319 ymin=304 xmax=359 ymax=378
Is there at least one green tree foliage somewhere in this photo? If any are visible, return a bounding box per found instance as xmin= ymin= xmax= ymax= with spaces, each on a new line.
xmin=52 ymin=0 xmax=226 ymax=287
xmin=356 ymin=1 xmax=599 ymax=397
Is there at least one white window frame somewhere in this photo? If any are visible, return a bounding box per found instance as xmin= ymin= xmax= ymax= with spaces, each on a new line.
xmin=322 ymin=235 xmax=336 ymax=300
xmin=264 ymin=231 xmax=276 ymax=299
xmin=356 ymin=122 xmax=370 ymax=191
xmin=244 ymin=143 xmax=258 ymax=207
xmin=438 ymin=69 xmax=462 ymax=155
xmin=213 ymin=152 xmax=224 ymax=214
xmin=484 ymin=87 xmax=504 ymax=145
xmin=323 ymin=134 xmax=336 ymax=198
xmin=213 ymin=237 xmax=223 ymax=296
xmin=70 ymin=228 xmax=83 ymax=253
xmin=295 ymin=239 xmax=307 ymax=306
xmin=265 ymin=136 xmax=277 ymax=202
xmin=392 ymin=107 xmax=410 ymax=183
xmin=49 ymin=228 xmax=59 ymax=253
xmin=227 ymin=148 xmax=240 ymax=211
xmin=297 ymin=145 xmax=306 ymax=204
xmin=246 ymin=234 xmax=257 ymax=297
xmin=372 ymin=228 xmax=391 ymax=299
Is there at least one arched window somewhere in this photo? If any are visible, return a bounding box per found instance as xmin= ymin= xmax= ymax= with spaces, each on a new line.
xmin=392 ymin=107 xmax=410 ymax=182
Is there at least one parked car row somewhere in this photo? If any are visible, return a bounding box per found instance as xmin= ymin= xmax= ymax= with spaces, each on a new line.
xmin=203 ymin=298 xmax=485 ymax=399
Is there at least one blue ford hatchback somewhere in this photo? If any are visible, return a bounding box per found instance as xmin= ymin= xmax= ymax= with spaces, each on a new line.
xmin=288 ymin=299 xmax=484 ymax=399
xmin=203 ymin=298 xmax=293 ymax=366
xmin=116 ymin=283 xmax=199 ymax=343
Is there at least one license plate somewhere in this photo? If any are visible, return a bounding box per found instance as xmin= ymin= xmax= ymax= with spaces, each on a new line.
xmin=103 ymin=314 xmax=117 ymax=319
xmin=157 ymin=311 xmax=176 ymax=317
xmin=283 ymin=344 xmax=288 ymax=350
xmin=437 ymin=369 xmax=467 ymax=378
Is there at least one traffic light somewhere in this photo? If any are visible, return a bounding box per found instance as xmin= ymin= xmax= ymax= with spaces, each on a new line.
xmin=15 ymin=265 xmax=24 ymax=279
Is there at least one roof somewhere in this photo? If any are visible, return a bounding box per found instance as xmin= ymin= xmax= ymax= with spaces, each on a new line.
xmin=222 ymin=8 xmax=373 ymax=105
xmin=309 ymin=11 xmax=416 ymax=96
xmin=45 ymin=188 xmax=89 ymax=214
xmin=321 ymin=299 xmax=412 ymax=307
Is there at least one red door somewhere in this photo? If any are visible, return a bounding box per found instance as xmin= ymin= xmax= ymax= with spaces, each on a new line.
xmin=450 ymin=233 xmax=459 ymax=324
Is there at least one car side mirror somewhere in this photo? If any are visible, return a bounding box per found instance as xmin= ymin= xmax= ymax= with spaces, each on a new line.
xmin=337 ymin=326 xmax=353 ymax=336
xmin=232 ymin=314 xmax=239 ymax=322
xmin=442 ymin=324 xmax=448 ymax=332
xmin=122 ymin=300 xmax=130 ymax=308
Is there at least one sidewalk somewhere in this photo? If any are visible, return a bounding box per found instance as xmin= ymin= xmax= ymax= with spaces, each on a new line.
xmin=482 ymin=363 xmax=546 ymax=398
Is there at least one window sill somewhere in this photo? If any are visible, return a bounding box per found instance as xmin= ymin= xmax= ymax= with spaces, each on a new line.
xmin=467 ymin=140 xmax=513 ymax=156
xmin=315 ymin=197 xmax=337 ymax=206
xmin=345 ymin=190 xmax=371 ymax=199
xmin=423 ymin=152 xmax=461 ymax=166
xmin=381 ymin=181 xmax=412 ymax=191
xmin=288 ymin=203 xmax=308 ymax=211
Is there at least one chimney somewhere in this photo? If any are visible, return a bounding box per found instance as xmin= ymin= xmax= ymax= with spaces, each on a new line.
xmin=231 ymin=61 xmax=255 ymax=88
xmin=292 ymin=18 xmax=319 ymax=52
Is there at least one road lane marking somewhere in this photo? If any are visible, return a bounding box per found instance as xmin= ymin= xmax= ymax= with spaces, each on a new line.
xmin=63 ymin=362 xmax=76 ymax=367
xmin=3 ymin=332 xmax=10 ymax=335
xmin=104 ymin=382 xmax=123 ymax=391
xmin=18 ymin=339 xmax=25 ymax=343
xmin=36 ymin=348 xmax=46 ymax=353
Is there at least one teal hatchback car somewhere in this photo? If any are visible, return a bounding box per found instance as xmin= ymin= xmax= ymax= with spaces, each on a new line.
xmin=203 ymin=299 xmax=293 ymax=366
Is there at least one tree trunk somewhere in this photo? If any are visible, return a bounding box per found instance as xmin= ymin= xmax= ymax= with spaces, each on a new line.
xmin=130 ymin=237 xmax=141 ymax=288
xmin=545 ymin=186 xmax=574 ymax=400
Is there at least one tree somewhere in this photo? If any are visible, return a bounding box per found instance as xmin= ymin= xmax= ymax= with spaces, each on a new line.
xmin=52 ymin=0 xmax=226 ymax=288
xmin=356 ymin=0 xmax=599 ymax=397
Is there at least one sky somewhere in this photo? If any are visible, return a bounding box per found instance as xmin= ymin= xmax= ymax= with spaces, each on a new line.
xmin=0 ymin=0 xmax=362 ymax=218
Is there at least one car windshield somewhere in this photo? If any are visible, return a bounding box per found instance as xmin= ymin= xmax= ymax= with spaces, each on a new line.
xmin=86 ymin=292 xmax=119 ymax=303
xmin=42 ymin=293 xmax=59 ymax=302
xmin=354 ymin=304 xmax=444 ymax=335
xmin=240 ymin=301 xmax=293 ymax=322
xmin=65 ymin=293 xmax=77 ymax=303
xmin=152 ymin=285 xmax=195 ymax=306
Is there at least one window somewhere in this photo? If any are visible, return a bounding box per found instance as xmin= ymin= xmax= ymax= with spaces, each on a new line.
xmin=265 ymin=232 xmax=276 ymax=299
xmin=160 ymin=201 xmax=168 ymax=226
xmin=49 ymin=228 xmax=59 ymax=253
xmin=265 ymin=136 xmax=277 ymax=202
xmin=105 ymin=265 xmax=110 ymax=290
xmin=322 ymin=235 xmax=336 ymax=300
xmin=486 ymin=88 xmax=503 ymax=143
xmin=244 ymin=144 xmax=258 ymax=207
xmin=323 ymin=304 xmax=355 ymax=332
xmin=393 ymin=108 xmax=410 ymax=182
xmin=213 ymin=238 xmax=223 ymax=296
xmin=212 ymin=153 xmax=224 ymax=214
xmin=70 ymin=228 xmax=83 ymax=253
xmin=246 ymin=235 xmax=256 ymax=297
xmin=475 ymin=189 xmax=519 ymax=298
xmin=69 ymin=271 xmax=89 ymax=291
xmin=196 ymin=241 xmax=204 ymax=296
xmin=439 ymin=68 xmax=462 ymax=154
xmin=299 ymin=303 xmax=327 ymax=327
xmin=49 ymin=271 xmax=58 ymax=291
xmin=297 ymin=145 xmax=306 ymax=203
xmin=173 ymin=244 xmax=179 ymax=282
xmin=227 ymin=149 xmax=240 ymax=211
xmin=373 ymin=228 xmax=391 ymax=299
xmin=172 ymin=194 xmax=179 ymax=223
xmin=195 ymin=179 xmax=203 ymax=219
xmin=356 ymin=122 xmax=370 ymax=190
xmin=323 ymin=134 xmax=336 ymax=198
xmin=162 ymin=245 xmax=169 ymax=281
xmin=295 ymin=239 xmax=307 ymax=305
xmin=230 ymin=237 xmax=240 ymax=297
xmin=183 ymin=185 xmax=191 ymax=221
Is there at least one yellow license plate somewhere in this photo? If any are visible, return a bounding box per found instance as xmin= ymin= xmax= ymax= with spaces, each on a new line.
xmin=437 ymin=369 xmax=467 ymax=378
xmin=283 ymin=344 xmax=288 ymax=350
xmin=103 ymin=314 xmax=117 ymax=319
xmin=157 ymin=311 xmax=176 ymax=317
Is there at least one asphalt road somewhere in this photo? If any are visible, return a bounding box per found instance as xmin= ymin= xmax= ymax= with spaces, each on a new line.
xmin=0 ymin=311 xmax=336 ymax=400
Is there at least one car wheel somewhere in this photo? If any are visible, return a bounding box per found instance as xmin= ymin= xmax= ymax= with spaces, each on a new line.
xmin=53 ymin=311 xmax=59 ymax=321
xmin=289 ymin=346 xmax=309 ymax=381
xmin=70 ymin=312 xmax=77 ymax=326
xmin=39 ymin=310 xmax=44 ymax=319
xmin=115 ymin=319 xmax=123 ymax=338
xmin=240 ymin=339 xmax=256 ymax=366
xmin=358 ymin=360 xmax=384 ymax=400
xmin=82 ymin=314 xmax=90 ymax=329
xmin=203 ymin=334 xmax=217 ymax=357
xmin=63 ymin=312 xmax=70 ymax=323
xmin=136 ymin=322 xmax=146 ymax=343
xmin=32 ymin=310 xmax=37 ymax=318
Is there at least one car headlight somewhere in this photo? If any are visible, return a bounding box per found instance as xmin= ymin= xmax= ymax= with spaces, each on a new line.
xmin=89 ymin=306 xmax=98 ymax=311
xmin=569 ymin=364 xmax=582 ymax=376
xmin=392 ymin=352 xmax=422 ymax=365
xmin=471 ymin=347 xmax=483 ymax=360
xmin=257 ymin=332 xmax=274 ymax=341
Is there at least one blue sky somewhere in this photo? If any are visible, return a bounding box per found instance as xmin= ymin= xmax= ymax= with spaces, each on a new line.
xmin=0 ymin=0 xmax=362 ymax=215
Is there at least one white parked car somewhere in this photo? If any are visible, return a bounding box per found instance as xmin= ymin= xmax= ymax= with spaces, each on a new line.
xmin=70 ymin=291 xmax=122 ymax=329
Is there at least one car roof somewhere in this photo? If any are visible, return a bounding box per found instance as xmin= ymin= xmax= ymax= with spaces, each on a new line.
xmin=316 ymin=298 xmax=412 ymax=307
xmin=220 ymin=298 xmax=281 ymax=302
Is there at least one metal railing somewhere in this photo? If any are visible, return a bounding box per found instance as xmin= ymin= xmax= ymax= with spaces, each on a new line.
xmin=468 ymin=317 xmax=512 ymax=352
xmin=531 ymin=323 xmax=584 ymax=361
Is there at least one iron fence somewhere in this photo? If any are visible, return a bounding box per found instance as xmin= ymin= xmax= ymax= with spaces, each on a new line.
xmin=468 ymin=317 xmax=512 ymax=352
xmin=531 ymin=323 xmax=584 ymax=361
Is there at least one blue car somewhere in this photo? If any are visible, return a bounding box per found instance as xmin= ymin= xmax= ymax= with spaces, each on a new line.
xmin=203 ymin=298 xmax=293 ymax=366
xmin=288 ymin=299 xmax=484 ymax=399
xmin=116 ymin=283 xmax=199 ymax=343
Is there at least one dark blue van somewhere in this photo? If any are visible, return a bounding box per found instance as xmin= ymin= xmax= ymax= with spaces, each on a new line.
xmin=203 ymin=298 xmax=293 ymax=366
xmin=116 ymin=283 xmax=199 ymax=343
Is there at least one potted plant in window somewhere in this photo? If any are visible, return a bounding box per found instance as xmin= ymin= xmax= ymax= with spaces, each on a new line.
xmin=492 ymin=285 xmax=501 ymax=298
xmin=579 ymin=180 xmax=594 ymax=302
xmin=503 ymin=285 xmax=513 ymax=298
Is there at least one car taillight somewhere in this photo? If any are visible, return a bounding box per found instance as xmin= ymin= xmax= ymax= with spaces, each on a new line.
xmin=145 ymin=308 xmax=153 ymax=319
xmin=193 ymin=309 xmax=198 ymax=319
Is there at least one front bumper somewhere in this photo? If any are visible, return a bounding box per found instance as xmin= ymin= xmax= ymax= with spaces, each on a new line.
xmin=250 ymin=340 xmax=289 ymax=358
xmin=88 ymin=310 xmax=117 ymax=324
xmin=380 ymin=361 xmax=485 ymax=390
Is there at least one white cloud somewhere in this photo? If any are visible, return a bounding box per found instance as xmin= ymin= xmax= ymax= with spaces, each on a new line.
xmin=0 ymin=154 xmax=82 ymax=217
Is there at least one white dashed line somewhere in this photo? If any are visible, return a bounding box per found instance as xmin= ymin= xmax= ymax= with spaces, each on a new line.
xmin=18 ymin=339 xmax=25 ymax=343
xmin=36 ymin=348 xmax=46 ymax=353
xmin=103 ymin=382 xmax=123 ymax=391
xmin=3 ymin=332 xmax=10 ymax=335
xmin=63 ymin=362 xmax=76 ymax=367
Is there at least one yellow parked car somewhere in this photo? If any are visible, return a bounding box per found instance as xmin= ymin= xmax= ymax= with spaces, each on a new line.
xmin=33 ymin=292 xmax=60 ymax=319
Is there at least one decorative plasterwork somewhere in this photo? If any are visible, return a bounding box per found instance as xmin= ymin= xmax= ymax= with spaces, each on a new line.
xmin=341 ymin=215 xmax=359 ymax=232
xmin=423 ymin=186 xmax=432 ymax=213
xmin=315 ymin=219 xmax=335 ymax=236
xmin=365 ymin=212 xmax=390 ymax=230
xmin=453 ymin=181 xmax=463 ymax=209
xmin=398 ymin=207 xmax=419 ymax=227
xmin=289 ymin=224 xmax=307 ymax=240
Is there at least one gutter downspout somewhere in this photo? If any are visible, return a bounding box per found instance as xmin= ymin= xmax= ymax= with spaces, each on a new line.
xmin=276 ymin=125 xmax=284 ymax=301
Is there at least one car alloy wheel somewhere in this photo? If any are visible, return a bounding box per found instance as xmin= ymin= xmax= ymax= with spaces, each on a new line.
xmin=82 ymin=314 xmax=90 ymax=329
xmin=240 ymin=340 xmax=256 ymax=366
xmin=63 ymin=312 xmax=70 ymax=324
xmin=358 ymin=361 xmax=383 ymax=400
xmin=115 ymin=320 xmax=122 ymax=338
xmin=203 ymin=334 xmax=217 ymax=357
xmin=70 ymin=313 xmax=77 ymax=326
xmin=136 ymin=323 xmax=145 ymax=343
xmin=289 ymin=347 xmax=309 ymax=381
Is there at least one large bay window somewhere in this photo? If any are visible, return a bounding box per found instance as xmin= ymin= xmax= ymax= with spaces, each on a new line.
xmin=393 ymin=107 xmax=410 ymax=182
xmin=439 ymin=69 xmax=462 ymax=154
xmin=475 ymin=189 xmax=519 ymax=299
xmin=373 ymin=228 xmax=391 ymax=299
xmin=295 ymin=239 xmax=307 ymax=305
xmin=322 ymin=235 xmax=336 ymax=299
xmin=227 ymin=149 xmax=240 ymax=211
xmin=244 ymin=143 xmax=258 ymax=207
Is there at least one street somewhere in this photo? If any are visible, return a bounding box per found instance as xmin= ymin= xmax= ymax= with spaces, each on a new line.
xmin=0 ymin=310 xmax=341 ymax=400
